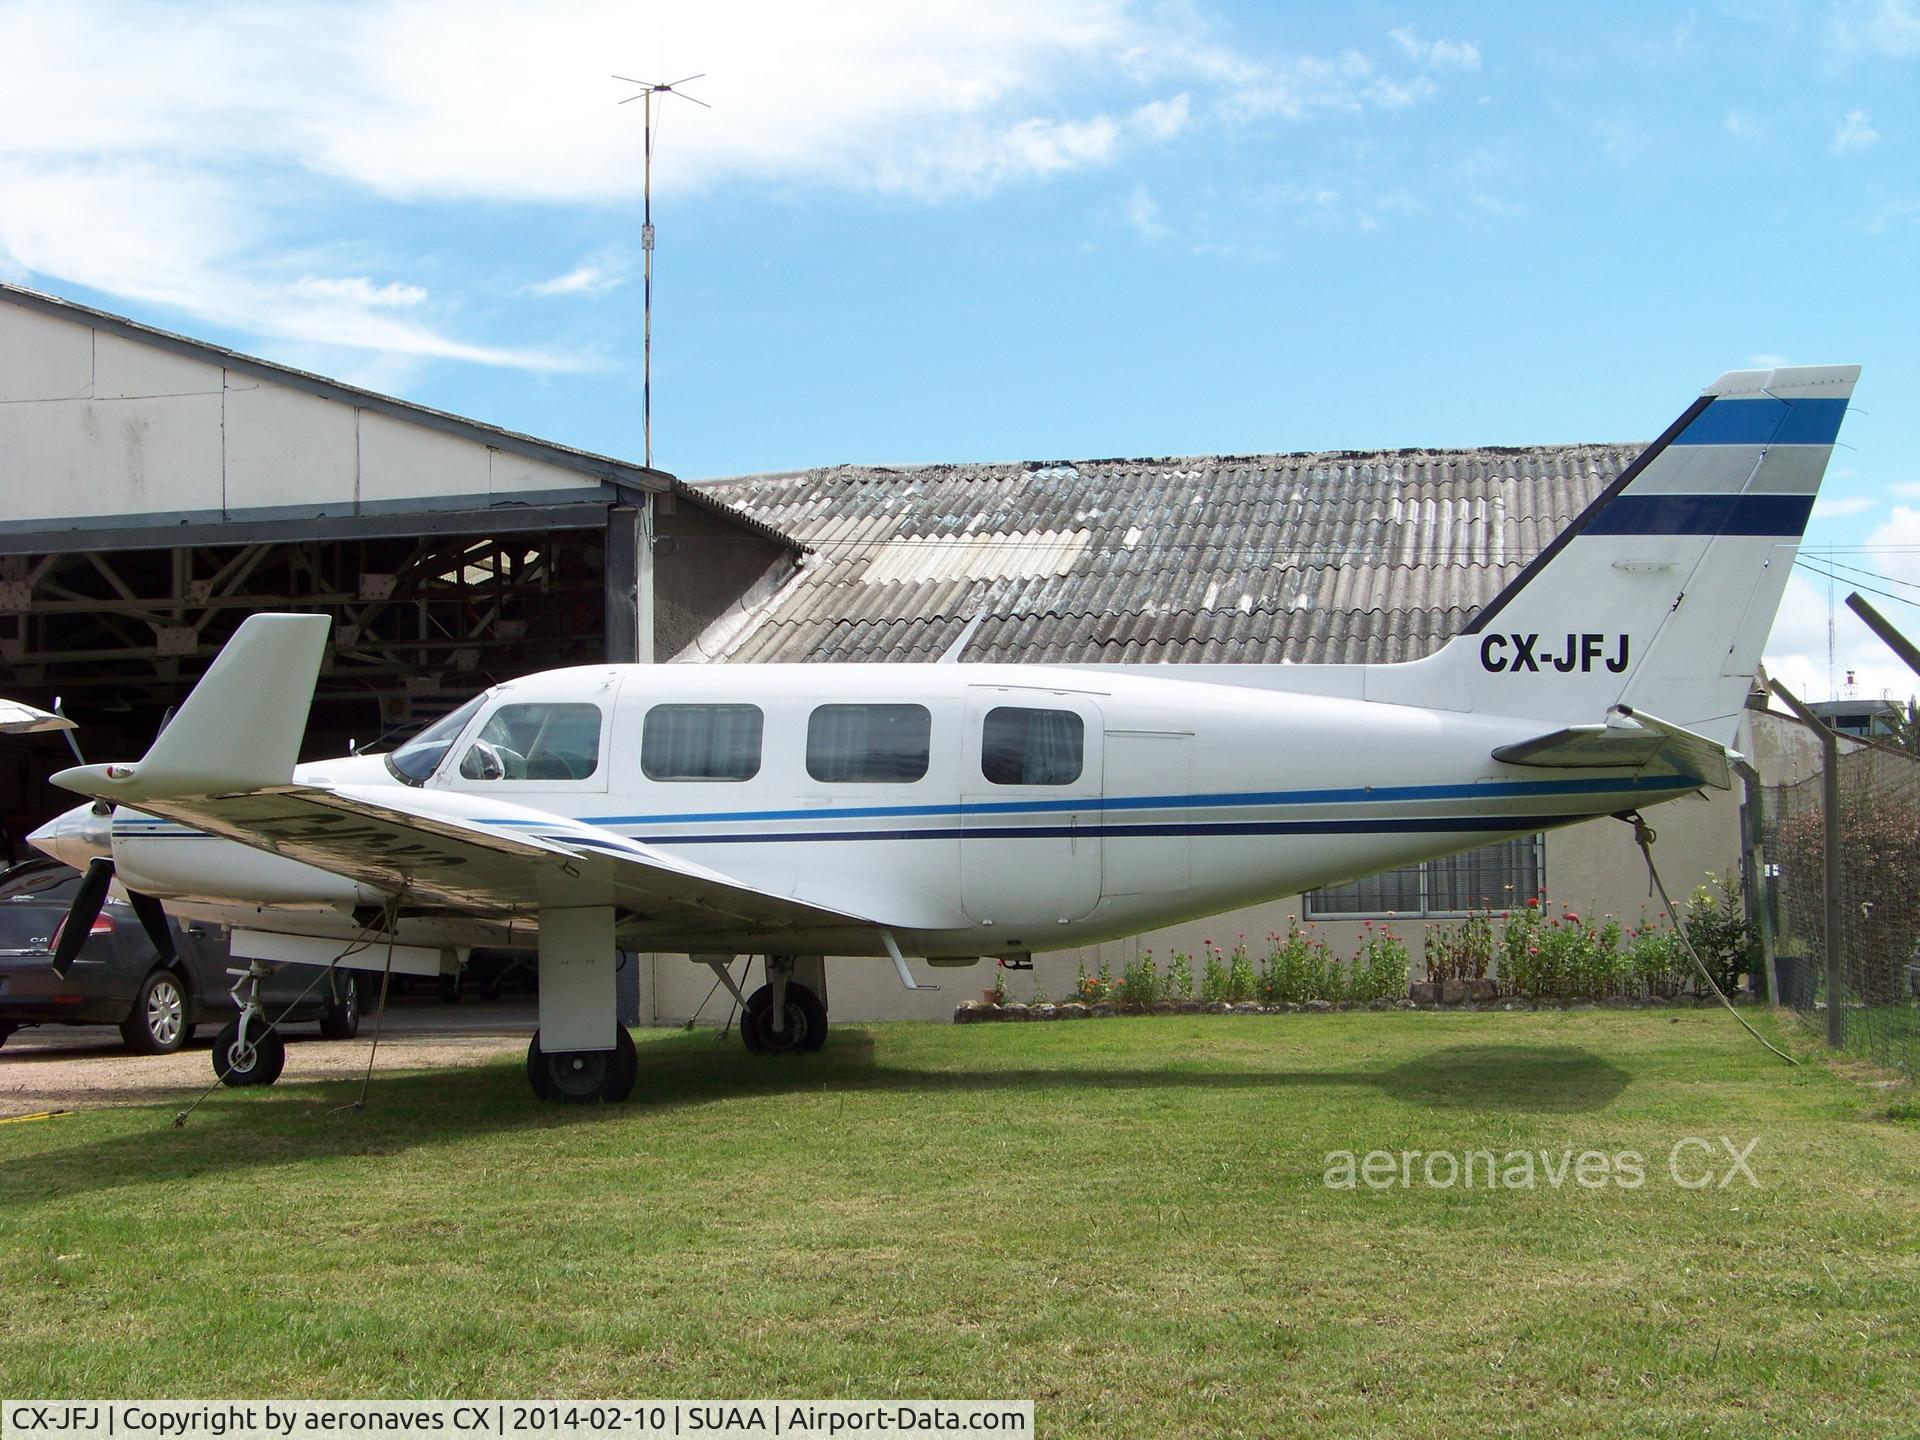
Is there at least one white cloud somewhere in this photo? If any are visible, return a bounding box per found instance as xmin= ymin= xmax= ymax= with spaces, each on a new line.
xmin=527 ymin=263 xmax=626 ymax=298
xmin=1724 ymin=110 xmax=1761 ymax=140
xmin=1833 ymin=109 xmax=1881 ymax=153
xmin=1811 ymin=495 xmax=1878 ymax=519
xmin=1748 ymin=352 xmax=1788 ymax=368
xmin=0 ymin=1 xmax=1472 ymax=372
xmin=1769 ymin=506 xmax=1920 ymax=702
xmin=1890 ymin=481 xmax=1920 ymax=498
xmin=1830 ymin=0 xmax=1920 ymax=59
xmin=1124 ymin=180 xmax=1166 ymax=240
xmin=1388 ymin=27 xmax=1482 ymax=71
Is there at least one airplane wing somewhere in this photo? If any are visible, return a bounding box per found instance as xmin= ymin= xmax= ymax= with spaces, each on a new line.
xmin=1491 ymin=705 xmax=1734 ymax=791
xmin=113 ymin=783 xmax=914 ymax=941
xmin=0 ymin=699 xmax=76 ymax=735
xmin=50 ymin=613 xmax=950 ymax=943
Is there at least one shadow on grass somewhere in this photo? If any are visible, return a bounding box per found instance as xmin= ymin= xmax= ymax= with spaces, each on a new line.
xmin=0 ymin=1029 xmax=1630 ymax=1206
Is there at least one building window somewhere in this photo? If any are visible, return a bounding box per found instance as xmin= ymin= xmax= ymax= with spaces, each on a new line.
xmin=642 ymin=704 xmax=763 ymax=782
xmin=981 ymin=706 xmax=1084 ymax=785
xmin=806 ymin=704 xmax=932 ymax=783
xmin=1305 ymin=835 xmax=1545 ymax=918
xmin=457 ymin=702 xmax=602 ymax=782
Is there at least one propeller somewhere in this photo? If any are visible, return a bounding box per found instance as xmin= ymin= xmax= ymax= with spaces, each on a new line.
xmin=49 ymin=857 xmax=177 ymax=974
xmin=50 ymin=856 xmax=115 ymax=973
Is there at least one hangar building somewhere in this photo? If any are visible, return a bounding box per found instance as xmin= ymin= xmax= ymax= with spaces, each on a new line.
xmin=0 ymin=283 xmax=797 ymax=857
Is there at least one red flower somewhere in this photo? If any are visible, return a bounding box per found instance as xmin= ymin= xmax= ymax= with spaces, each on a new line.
xmin=1526 ymin=898 xmax=1539 ymax=909
xmin=1563 ymin=911 xmax=1580 ymax=925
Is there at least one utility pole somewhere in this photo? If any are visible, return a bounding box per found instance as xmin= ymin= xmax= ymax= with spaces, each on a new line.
xmin=614 ymin=73 xmax=709 ymax=470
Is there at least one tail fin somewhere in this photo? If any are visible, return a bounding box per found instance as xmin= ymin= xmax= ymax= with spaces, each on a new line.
xmin=1373 ymin=364 xmax=1858 ymax=745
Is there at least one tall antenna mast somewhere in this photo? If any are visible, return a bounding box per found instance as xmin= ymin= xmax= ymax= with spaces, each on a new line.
xmin=614 ymin=72 xmax=709 ymax=469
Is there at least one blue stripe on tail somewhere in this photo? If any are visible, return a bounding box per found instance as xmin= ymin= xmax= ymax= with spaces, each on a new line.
xmin=1585 ymin=492 xmax=1815 ymax=537
xmin=1673 ymin=396 xmax=1848 ymax=447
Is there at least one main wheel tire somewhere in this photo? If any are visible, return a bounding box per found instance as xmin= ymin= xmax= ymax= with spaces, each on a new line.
xmin=526 ymin=1032 xmax=558 ymax=1100
xmin=318 ymin=972 xmax=360 ymax=1039
xmin=213 ymin=1020 xmax=286 ymax=1087
xmin=741 ymin=981 xmax=827 ymax=1056
xmin=533 ymin=1027 xmax=638 ymax=1103
xmin=121 ymin=969 xmax=192 ymax=1055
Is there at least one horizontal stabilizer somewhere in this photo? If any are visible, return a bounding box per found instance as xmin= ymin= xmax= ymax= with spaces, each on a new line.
xmin=1493 ymin=706 xmax=1733 ymax=791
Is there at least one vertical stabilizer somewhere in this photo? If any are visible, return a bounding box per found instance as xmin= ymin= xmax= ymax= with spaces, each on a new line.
xmin=1371 ymin=365 xmax=1858 ymax=745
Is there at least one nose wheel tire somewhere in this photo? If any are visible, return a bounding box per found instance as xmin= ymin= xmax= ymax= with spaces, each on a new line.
xmin=122 ymin=969 xmax=192 ymax=1054
xmin=741 ymin=981 xmax=828 ymax=1055
xmin=213 ymin=1020 xmax=286 ymax=1087
xmin=527 ymin=1027 xmax=637 ymax=1103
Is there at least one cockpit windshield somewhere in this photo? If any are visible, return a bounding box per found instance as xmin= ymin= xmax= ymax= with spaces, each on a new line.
xmin=384 ymin=694 xmax=488 ymax=786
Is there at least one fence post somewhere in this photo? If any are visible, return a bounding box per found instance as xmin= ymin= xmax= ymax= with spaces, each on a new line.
xmin=1734 ymin=759 xmax=1779 ymax=1002
xmin=1769 ymin=681 xmax=1845 ymax=1048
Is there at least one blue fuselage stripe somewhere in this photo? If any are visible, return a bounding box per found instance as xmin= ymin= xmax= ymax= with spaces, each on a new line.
xmin=1585 ymin=492 xmax=1814 ymax=538
xmin=1672 ymin=396 xmax=1847 ymax=447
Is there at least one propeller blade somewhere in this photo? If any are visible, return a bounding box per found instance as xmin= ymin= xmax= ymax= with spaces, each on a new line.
xmin=51 ymin=856 xmax=114 ymax=974
xmin=126 ymin=888 xmax=178 ymax=965
xmin=52 ymin=697 xmax=86 ymax=767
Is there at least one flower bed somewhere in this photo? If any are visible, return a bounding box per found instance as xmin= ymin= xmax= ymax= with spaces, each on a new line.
xmin=965 ymin=873 xmax=1758 ymax=1022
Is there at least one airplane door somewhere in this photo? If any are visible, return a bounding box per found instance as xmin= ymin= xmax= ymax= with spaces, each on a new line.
xmin=960 ymin=692 xmax=1103 ymax=929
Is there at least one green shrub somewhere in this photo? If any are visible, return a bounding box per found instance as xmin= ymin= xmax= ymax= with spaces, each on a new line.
xmin=1226 ymin=936 xmax=1258 ymax=1002
xmin=1167 ymin=951 xmax=1195 ymax=1002
xmin=1200 ymin=944 xmax=1230 ymax=1003
xmin=1262 ymin=919 xmax=1343 ymax=1004
xmin=1115 ymin=951 xmax=1162 ymax=1009
xmin=1352 ymin=922 xmax=1411 ymax=1001
xmin=1682 ymin=871 xmax=1759 ymax=995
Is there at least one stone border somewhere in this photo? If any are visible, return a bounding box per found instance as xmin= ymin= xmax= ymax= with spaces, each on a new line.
xmin=954 ymin=993 xmax=1725 ymax=1023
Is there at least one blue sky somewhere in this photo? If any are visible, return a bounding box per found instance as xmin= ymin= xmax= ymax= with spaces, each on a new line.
xmin=1 ymin=1 xmax=1917 ymax=698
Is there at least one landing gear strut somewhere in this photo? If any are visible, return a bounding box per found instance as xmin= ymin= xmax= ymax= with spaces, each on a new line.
xmin=214 ymin=958 xmax=285 ymax=1087
xmin=741 ymin=958 xmax=828 ymax=1055
xmin=527 ymin=1028 xmax=638 ymax=1103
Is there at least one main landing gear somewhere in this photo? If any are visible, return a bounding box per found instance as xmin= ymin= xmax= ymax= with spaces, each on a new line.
xmin=740 ymin=957 xmax=828 ymax=1056
xmin=527 ymin=1028 xmax=638 ymax=1104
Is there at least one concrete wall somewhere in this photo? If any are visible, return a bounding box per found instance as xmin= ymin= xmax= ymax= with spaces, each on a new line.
xmin=0 ymin=299 xmax=598 ymax=524
xmin=632 ymin=783 xmax=1744 ymax=1026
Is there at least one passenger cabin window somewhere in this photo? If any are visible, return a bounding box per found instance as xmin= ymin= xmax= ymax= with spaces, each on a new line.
xmin=981 ymin=706 xmax=1084 ymax=785
xmin=457 ymin=702 xmax=602 ymax=782
xmin=642 ymin=704 xmax=764 ymax=781
xmin=806 ymin=704 xmax=931 ymax=783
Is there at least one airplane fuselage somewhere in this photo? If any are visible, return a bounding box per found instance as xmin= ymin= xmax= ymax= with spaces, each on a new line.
xmin=68 ymin=661 xmax=1693 ymax=963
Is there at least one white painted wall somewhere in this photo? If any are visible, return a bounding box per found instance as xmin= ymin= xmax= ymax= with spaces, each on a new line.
xmin=0 ymin=298 xmax=606 ymax=523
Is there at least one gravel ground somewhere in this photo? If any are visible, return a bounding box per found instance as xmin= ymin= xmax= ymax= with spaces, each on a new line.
xmin=0 ymin=998 xmax=537 ymax=1117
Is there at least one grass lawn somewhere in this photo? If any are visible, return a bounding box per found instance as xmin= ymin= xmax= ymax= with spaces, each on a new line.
xmin=2 ymin=1009 xmax=1916 ymax=1438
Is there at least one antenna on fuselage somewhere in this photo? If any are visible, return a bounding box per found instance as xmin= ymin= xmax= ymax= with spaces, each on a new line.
xmin=613 ymin=71 xmax=710 ymax=470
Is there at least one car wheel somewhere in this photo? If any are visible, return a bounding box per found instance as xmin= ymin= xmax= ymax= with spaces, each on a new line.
xmin=121 ymin=969 xmax=193 ymax=1055
xmin=318 ymin=971 xmax=360 ymax=1039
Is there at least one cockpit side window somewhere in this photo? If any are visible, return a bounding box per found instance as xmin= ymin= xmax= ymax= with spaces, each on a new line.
xmin=385 ymin=695 xmax=488 ymax=786
xmin=457 ymin=702 xmax=603 ymax=782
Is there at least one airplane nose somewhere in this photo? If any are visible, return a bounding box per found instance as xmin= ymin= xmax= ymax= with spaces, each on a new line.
xmin=27 ymin=803 xmax=113 ymax=870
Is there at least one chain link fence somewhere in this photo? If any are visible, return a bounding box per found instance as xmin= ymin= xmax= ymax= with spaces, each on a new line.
xmin=1760 ymin=735 xmax=1920 ymax=1077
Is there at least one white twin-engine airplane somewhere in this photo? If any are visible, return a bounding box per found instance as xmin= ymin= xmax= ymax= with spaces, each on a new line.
xmin=30 ymin=365 xmax=1856 ymax=1103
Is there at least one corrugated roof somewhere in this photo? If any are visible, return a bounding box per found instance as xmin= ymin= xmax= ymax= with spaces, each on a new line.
xmin=688 ymin=444 xmax=1640 ymax=665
